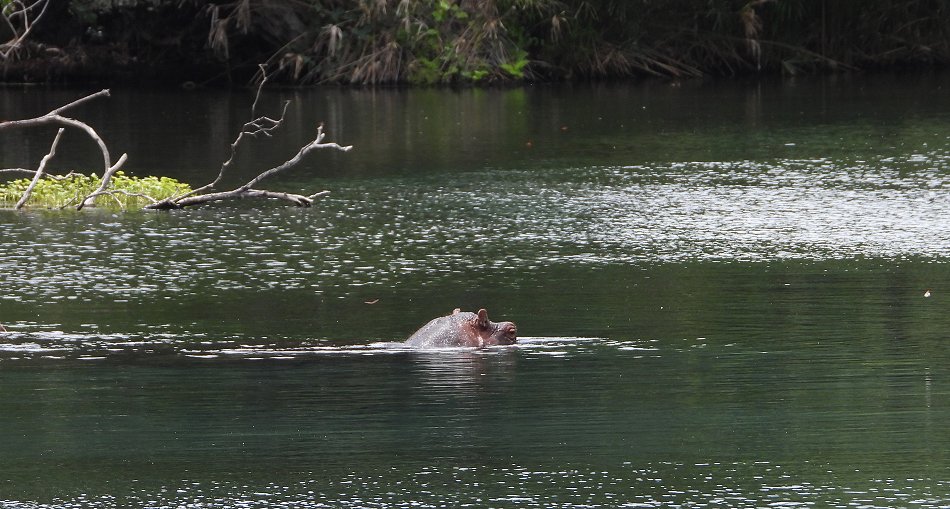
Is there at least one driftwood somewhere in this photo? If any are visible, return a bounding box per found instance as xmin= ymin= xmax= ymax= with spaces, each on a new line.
xmin=0 ymin=68 xmax=352 ymax=210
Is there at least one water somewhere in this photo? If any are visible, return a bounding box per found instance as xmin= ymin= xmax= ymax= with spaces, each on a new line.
xmin=3 ymin=74 xmax=950 ymax=507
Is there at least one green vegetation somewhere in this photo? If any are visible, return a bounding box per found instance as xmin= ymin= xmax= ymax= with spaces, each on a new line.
xmin=0 ymin=172 xmax=192 ymax=210
xmin=9 ymin=0 xmax=950 ymax=85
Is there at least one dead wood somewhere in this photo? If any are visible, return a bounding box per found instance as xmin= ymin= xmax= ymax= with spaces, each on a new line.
xmin=146 ymin=66 xmax=352 ymax=209
xmin=15 ymin=127 xmax=62 ymax=209
xmin=0 ymin=0 xmax=51 ymax=61
xmin=0 ymin=88 xmax=127 ymax=209
xmin=1 ymin=66 xmax=352 ymax=210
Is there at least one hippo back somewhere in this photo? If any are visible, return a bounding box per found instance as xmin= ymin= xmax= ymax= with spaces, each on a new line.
xmin=405 ymin=308 xmax=517 ymax=348
xmin=405 ymin=312 xmax=476 ymax=347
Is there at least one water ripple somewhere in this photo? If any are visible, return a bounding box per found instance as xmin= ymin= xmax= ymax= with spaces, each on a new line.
xmin=3 ymin=152 xmax=950 ymax=305
xmin=0 ymin=332 xmax=613 ymax=362
xmin=1 ymin=462 xmax=946 ymax=508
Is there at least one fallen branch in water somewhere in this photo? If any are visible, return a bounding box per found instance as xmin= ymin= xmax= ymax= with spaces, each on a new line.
xmin=0 ymin=66 xmax=352 ymax=210
xmin=15 ymin=127 xmax=62 ymax=209
xmin=0 ymin=88 xmax=127 ymax=209
xmin=77 ymin=182 xmax=161 ymax=210
xmin=147 ymin=127 xmax=350 ymax=209
xmin=148 ymin=66 xmax=352 ymax=209
xmin=77 ymin=153 xmax=129 ymax=210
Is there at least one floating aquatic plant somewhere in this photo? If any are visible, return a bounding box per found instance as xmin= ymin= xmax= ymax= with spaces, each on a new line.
xmin=0 ymin=171 xmax=192 ymax=210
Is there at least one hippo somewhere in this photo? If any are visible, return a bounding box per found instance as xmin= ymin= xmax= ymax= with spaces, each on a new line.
xmin=406 ymin=308 xmax=517 ymax=348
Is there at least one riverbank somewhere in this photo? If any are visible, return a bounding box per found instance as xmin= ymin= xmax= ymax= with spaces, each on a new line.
xmin=3 ymin=0 xmax=950 ymax=87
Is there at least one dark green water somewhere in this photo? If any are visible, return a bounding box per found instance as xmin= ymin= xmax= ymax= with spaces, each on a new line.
xmin=3 ymin=74 xmax=950 ymax=507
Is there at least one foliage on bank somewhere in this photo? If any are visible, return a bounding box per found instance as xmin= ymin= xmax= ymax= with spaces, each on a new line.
xmin=0 ymin=172 xmax=192 ymax=210
xmin=5 ymin=0 xmax=950 ymax=85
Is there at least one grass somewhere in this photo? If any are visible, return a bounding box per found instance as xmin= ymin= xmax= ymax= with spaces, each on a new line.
xmin=0 ymin=171 xmax=193 ymax=210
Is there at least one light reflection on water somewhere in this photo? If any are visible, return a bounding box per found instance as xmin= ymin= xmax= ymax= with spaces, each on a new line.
xmin=0 ymin=331 xmax=606 ymax=361
xmin=1 ymin=463 xmax=947 ymax=508
xmin=4 ymin=152 xmax=950 ymax=307
xmin=2 ymin=152 xmax=950 ymax=301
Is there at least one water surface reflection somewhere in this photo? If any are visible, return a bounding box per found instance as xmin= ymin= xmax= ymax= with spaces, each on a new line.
xmin=3 ymin=76 xmax=950 ymax=507
xmin=3 ymin=462 xmax=948 ymax=508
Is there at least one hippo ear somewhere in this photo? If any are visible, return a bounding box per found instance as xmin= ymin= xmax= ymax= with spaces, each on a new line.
xmin=476 ymin=309 xmax=489 ymax=328
xmin=452 ymin=308 xmax=462 ymax=315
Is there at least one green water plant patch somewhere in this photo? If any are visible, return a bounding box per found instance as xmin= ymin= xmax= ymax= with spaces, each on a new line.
xmin=0 ymin=171 xmax=192 ymax=210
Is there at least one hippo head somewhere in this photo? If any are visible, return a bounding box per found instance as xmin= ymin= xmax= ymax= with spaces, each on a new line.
xmin=466 ymin=308 xmax=517 ymax=346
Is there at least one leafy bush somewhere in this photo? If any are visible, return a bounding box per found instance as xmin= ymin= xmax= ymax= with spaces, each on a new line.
xmin=16 ymin=0 xmax=950 ymax=85
xmin=0 ymin=171 xmax=192 ymax=210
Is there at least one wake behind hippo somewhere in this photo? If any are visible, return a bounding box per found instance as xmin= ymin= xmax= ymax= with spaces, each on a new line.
xmin=406 ymin=308 xmax=517 ymax=348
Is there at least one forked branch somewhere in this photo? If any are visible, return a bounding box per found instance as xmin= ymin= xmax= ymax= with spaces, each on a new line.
xmin=0 ymin=89 xmax=119 ymax=176
xmin=1 ymin=70 xmax=352 ymax=211
xmin=0 ymin=88 xmax=130 ymax=209
xmin=182 ymin=100 xmax=291 ymax=199
xmin=149 ymin=127 xmax=352 ymax=209
xmin=0 ymin=0 xmax=51 ymax=60
xmin=147 ymin=68 xmax=352 ymax=210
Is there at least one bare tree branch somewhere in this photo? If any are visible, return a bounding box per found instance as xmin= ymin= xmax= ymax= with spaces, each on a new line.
xmin=250 ymin=63 xmax=268 ymax=118
xmin=48 ymin=89 xmax=112 ymax=116
xmin=77 ymin=152 xmax=129 ymax=210
xmin=161 ymin=188 xmax=329 ymax=209
xmin=176 ymin=100 xmax=291 ymax=202
xmin=0 ymin=95 xmax=120 ymax=210
xmin=1 ymin=73 xmax=353 ymax=211
xmin=147 ymin=68 xmax=351 ymax=210
xmin=15 ymin=127 xmax=62 ymax=209
xmin=0 ymin=89 xmax=115 ymax=178
xmin=146 ymin=130 xmax=350 ymax=210
xmin=0 ymin=168 xmax=41 ymax=176
xmin=242 ymin=124 xmax=350 ymax=189
xmin=80 ymin=188 xmax=159 ymax=211
xmin=0 ymin=0 xmax=51 ymax=60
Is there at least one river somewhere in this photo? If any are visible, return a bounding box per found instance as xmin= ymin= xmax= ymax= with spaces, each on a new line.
xmin=2 ymin=73 xmax=950 ymax=507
